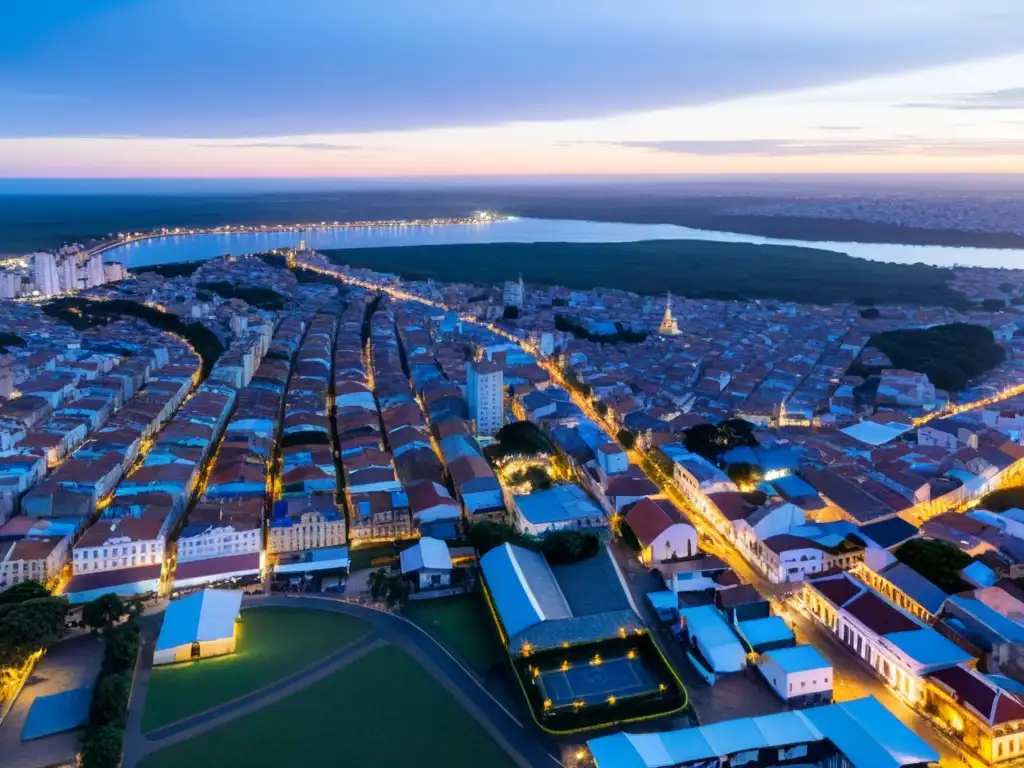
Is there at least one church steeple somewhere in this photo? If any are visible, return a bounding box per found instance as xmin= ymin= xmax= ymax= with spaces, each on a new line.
xmin=659 ymin=291 xmax=680 ymax=336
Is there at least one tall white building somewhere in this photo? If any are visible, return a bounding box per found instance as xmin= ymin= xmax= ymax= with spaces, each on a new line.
xmin=467 ymin=359 xmax=504 ymax=437
xmin=86 ymin=253 xmax=106 ymax=287
xmin=31 ymin=252 xmax=60 ymax=297
xmin=0 ymin=271 xmax=20 ymax=299
xmin=57 ymin=256 xmax=77 ymax=293
xmin=104 ymin=262 xmax=128 ymax=283
xmin=502 ymin=274 xmax=524 ymax=308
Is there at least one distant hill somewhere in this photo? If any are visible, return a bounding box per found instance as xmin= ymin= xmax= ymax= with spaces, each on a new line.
xmin=320 ymin=239 xmax=967 ymax=307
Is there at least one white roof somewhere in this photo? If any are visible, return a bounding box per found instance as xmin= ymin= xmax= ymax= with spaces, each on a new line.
xmin=840 ymin=420 xmax=911 ymax=447
xmin=155 ymin=589 xmax=242 ymax=651
xmin=400 ymin=537 xmax=452 ymax=573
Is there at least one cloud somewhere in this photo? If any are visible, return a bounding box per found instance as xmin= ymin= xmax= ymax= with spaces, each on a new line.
xmin=811 ymin=126 xmax=863 ymax=131
xmin=899 ymin=86 xmax=1024 ymax=110
xmin=193 ymin=141 xmax=371 ymax=152
xmin=590 ymin=138 xmax=1024 ymax=156
xmin=1 ymin=1 xmax=1023 ymax=138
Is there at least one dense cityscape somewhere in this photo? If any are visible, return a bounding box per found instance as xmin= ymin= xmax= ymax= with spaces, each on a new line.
xmin=5 ymin=4 xmax=1024 ymax=768
xmin=2 ymin=223 xmax=1024 ymax=768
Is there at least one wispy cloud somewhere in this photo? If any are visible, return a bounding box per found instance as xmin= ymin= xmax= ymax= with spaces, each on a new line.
xmin=582 ymin=137 xmax=1024 ymax=156
xmin=811 ymin=125 xmax=862 ymax=131
xmin=192 ymin=141 xmax=373 ymax=152
xmin=899 ymin=86 xmax=1024 ymax=110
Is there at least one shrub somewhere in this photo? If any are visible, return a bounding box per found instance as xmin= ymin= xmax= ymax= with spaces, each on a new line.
xmin=82 ymin=724 xmax=124 ymax=768
xmin=541 ymin=530 xmax=601 ymax=564
xmin=89 ymin=672 xmax=131 ymax=729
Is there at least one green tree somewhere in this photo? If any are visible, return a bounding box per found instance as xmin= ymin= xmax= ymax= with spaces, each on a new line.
xmin=82 ymin=594 xmax=125 ymax=633
xmin=617 ymin=429 xmax=637 ymax=450
xmin=89 ymin=672 xmax=131 ymax=728
xmin=684 ymin=418 xmax=757 ymax=461
xmin=0 ymin=580 xmax=50 ymax=605
xmin=593 ymin=401 xmax=609 ymax=418
xmin=0 ymin=597 xmax=69 ymax=668
xmin=368 ymin=569 xmax=390 ymax=601
xmin=895 ymin=539 xmax=972 ymax=594
xmin=82 ymin=723 xmax=124 ymax=768
xmin=466 ymin=520 xmax=535 ymax=555
xmin=541 ymin=531 xmax=600 ymax=565
xmin=102 ymin=620 xmax=141 ymax=675
xmin=502 ymin=305 xmax=520 ymax=320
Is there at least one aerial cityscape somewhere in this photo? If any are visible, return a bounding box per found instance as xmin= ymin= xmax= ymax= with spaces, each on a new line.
xmin=3 ymin=3 xmax=1024 ymax=768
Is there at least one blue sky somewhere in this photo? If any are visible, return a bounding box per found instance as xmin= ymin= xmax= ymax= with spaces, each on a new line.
xmin=2 ymin=1 xmax=1024 ymax=176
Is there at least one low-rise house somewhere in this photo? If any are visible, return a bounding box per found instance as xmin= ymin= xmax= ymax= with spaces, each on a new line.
xmin=268 ymin=496 xmax=346 ymax=555
xmin=623 ymin=497 xmax=697 ymax=567
xmin=400 ymin=537 xmax=453 ymax=591
xmin=854 ymin=560 xmax=949 ymax=623
xmin=510 ymin=484 xmax=607 ymax=536
xmin=348 ymin=490 xmax=413 ymax=542
xmin=758 ymin=644 xmax=833 ymax=708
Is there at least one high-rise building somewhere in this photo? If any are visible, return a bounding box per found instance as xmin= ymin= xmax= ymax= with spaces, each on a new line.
xmin=86 ymin=253 xmax=106 ymax=287
xmin=103 ymin=262 xmax=128 ymax=283
xmin=57 ymin=256 xmax=77 ymax=293
xmin=30 ymin=252 xmax=60 ymax=297
xmin=467 ymin=359 xmax=504 ymax=437
xmin=0 ymin=271 xmax=20 ymax=299
xmin=502 ymin=274 xmax=525 ymax=308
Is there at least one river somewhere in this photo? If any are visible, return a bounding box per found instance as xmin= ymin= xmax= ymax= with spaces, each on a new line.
xmin=102 ymin=217 xmax=1024 ymax=269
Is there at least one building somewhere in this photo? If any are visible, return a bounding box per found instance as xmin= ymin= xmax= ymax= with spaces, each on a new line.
xmin=502 ymin=275 xmax=524 ymax=308
xmin=153 ymin=589 xmax=243 ymax=665
xmin=510 ymin=483 xmax=607 ymax=536
xmin=72 ymin=517 xmax=166 ymax=576
xmin=677 ymin=605 xmax=747 ymax=678
xmin=268 ymin=497 xmax=346 ymax=555
xmin=399 ymin=537 xmax=453 ymax=591
xmin=467 ymin=359 xmax=503 ymax=438
xmin=758 ymin=644 xmax=833 ymax=707
xmin=925 ymin=663 xmax=1024 ymax=765
xmin=803 ymin=571 xmax=973 ymax=706
xmin=480 ymin=542 xmax=640 ymax=654
xmin=658 ymin=291 xmax=680 ymax=336
xmin=0 ymin=536 xmax=70 ymax=592
xmin=587 ymin=696 xmax=940 ymax=768
xmin=854 ymin=560 xmax=948 ymax=623
xmin=623 ymin=497 xmax=697 ymax=567
xmin=31 ymin=252 xmax=60 ymax=297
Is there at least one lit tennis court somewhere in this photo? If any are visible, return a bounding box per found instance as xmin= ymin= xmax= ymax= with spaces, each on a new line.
xmin=537 ymin=655 xmax=657 ymax=707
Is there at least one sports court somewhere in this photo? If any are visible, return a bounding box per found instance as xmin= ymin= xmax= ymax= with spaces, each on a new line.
xmin=537 ymin=655 xmax=657 ymax=708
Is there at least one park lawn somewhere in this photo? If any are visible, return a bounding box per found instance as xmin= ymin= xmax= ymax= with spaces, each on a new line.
xmin=142 ymin=607 xmax=369 ymax=732
xmin=404 ymin=593 xmax=504 ymax=675
xmin=139 ymin=644 xmax=518 ymax=768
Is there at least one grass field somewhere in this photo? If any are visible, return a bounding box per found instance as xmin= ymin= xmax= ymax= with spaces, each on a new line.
xmin=139 ymin=644 xmax=517 ymax=768
xmin=142 ymin=607 xmax=370 ymax=732
xmin=404 ymin=593 xmax=504 ymax=674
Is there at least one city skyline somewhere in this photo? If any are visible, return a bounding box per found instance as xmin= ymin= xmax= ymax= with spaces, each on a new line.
xmin=2 ymin=1 xmax=1024 ymax=177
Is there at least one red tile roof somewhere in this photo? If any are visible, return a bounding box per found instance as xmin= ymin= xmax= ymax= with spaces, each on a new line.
xmin=625 ymin=497 xmax=683 ymax=548
xmin=844 ymin=591 xmax=919 ymax=635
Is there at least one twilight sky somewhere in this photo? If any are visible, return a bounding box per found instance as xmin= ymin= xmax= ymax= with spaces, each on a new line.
xmin=2 ymin=0 xmax=1024 ymax=177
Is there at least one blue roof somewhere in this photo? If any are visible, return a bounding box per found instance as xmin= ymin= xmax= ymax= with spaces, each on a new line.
xmin=480 ymin=544 xmax=549 ymax=639
xmin=805 ymin=696 xmax=939 ymax=768
xmin=590 ymin=697 xmax=939 ymax=768
xmin=737 ymin=616 xmax=795 ymax=650
xmin=722 ymin=445 xmax=801 ymax=472
xmin=646 ymin=591 xmax=678 ymax=611
xmin=884 ymin=629 xmax=973 ymax=669
xmin=856 ymin=517 xmax=919 ymax=549
xmin=514 ymin=484 xmax=602 ymax=525
xmin=155 ymin=589 xmax=242 ymax=652
xmin=21 ymin=686 xmax=93 ymax=740
xmin=762 ymin=644 xmax=830 ymax=674
xmin=879 ymin=563 xmax=948 ymax=615
xmin=961 ymin=560 xmax=998 ymax=588
xmin=946 ymin=595 xmax=1024 ymax=644
xmin=771 ymin=473 xmax=820 ymax=499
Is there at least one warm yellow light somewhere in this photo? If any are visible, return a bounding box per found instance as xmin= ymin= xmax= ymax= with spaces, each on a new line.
xmin=561 ymin=660 xmax=571 ymax=672
xmin=607 ymin=695 xmax=616 ymax=705
xmin=627 ymin=649 xmax=637 ymax=660
xmin=543 ymin=698 xmax=552 ymax=710
xmin=575 ymin=749 xmax=586 ymax=761
xmin=659 ymin=683 xmax=668 ymax=692
xmin=591 ymin=653 xmax=602 ymax=666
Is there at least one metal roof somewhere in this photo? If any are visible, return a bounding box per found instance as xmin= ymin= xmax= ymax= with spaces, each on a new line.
xmin=155 ymin=589 xmax=242 ymax=652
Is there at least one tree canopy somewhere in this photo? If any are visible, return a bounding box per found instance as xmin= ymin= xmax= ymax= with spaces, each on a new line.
xmin=484 ymin=420 xmax=555 ymax=463
xmin=868 ymin=323 xmax=1006 ymax=392
xmin=0 ymin=580 xmax=50 ymax=605
xmin=541 ymin=530 xmax=601 ymax=565
xmin=895 ymin=539 xmax=972 ymax=594
xmin=684 ymin=418 xmax=758 ymax=462
xmin=82 ymin=594 xmax=126 ymax=633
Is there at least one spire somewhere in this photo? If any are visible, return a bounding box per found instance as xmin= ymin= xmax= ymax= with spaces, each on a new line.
xmin=659 ymin=291 xmax=680 ymax=336
xmin=518 ymin=273 xmax=524 ymax=291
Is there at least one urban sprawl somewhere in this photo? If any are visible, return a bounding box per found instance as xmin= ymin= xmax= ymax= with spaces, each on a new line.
xmin=5 ymin=224 xmax=1024 ymax=768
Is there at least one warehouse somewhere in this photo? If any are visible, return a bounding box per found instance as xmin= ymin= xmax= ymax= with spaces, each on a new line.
xmin=153 ymin=589 xmax=243 ymax=665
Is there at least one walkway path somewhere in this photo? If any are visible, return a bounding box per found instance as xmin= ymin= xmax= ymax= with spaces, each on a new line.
xmin=122 ymin=595 xmax=561 ymax=768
